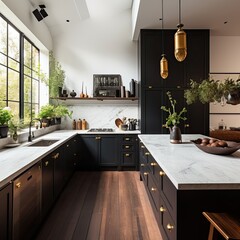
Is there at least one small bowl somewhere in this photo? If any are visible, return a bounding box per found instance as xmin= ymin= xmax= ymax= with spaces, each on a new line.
xmin=191 ymin=140 xmax=240 ymax=155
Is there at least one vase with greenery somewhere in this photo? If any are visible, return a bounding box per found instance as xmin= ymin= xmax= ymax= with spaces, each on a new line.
xmin=8 ymin=119 xmax=24 ymax=142
xmin=53 ymin=105 xmax=72 ymax=124
xmin=49 ymin=51 xmax=66 ymax=98
xmin=161 ymin=91 xmax=187 ymax=143
xmin=38 ymin=104 xmax=55 ymax=127
xmin=0 ymin=107 xmax=13 ymax=138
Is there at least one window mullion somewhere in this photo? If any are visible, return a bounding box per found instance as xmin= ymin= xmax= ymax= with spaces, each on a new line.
xmin=19 ymin=33 xmax=24 ymax=119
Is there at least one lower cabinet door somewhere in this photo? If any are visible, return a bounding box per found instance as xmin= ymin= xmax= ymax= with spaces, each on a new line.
xmin=0 ymin=183 xmax=12 ymax=240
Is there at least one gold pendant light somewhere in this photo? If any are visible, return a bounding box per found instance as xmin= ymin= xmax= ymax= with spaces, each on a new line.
xmin=174 ymin=0 xmax=187 ymax=62
xmin=160 ymin=0 xmax=168 ymax=79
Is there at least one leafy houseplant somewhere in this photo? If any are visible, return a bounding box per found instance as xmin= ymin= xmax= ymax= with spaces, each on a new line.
xmin=38 ymin=104 xmax=55 ymax=127
xmin=53 ymin=105 xmax=72 ymax=124
xmin=184 ymin=77 xmax=240 ymax=105
xmin=0 ymin=107 xmax=13 ymax=138
xmin=49 ymin=51 xmax=66 ymax=98
xmin=161 ymin=91 xmax=187 ymax=143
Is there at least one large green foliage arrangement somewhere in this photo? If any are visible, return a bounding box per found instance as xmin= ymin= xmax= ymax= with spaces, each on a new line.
xmin=49 ymin=51 xmax=65 ymax=97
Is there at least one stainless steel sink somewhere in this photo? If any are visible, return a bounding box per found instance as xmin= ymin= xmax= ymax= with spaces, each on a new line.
xmin=27 ymin=139 xmax=59 ymax=147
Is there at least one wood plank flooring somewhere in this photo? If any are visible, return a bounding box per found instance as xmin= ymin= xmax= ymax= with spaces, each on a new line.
xmin=35 ymin=171 xmax=162 ymax=240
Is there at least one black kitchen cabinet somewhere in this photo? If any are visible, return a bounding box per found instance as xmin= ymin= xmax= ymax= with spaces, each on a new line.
xmin=79 ymin=135 xmax=119 ymax=169
xmin=0 ymin=183 xmax=12 ymax=240
xmin=41 ymin=156 xmax=54 ymax=219
xmin=119 ymin=135 xmax=139 ymax=169
xmin=139 ymin=29 xmax=209 ymax=135
xmin=13 ymin=162 xmax=41 ymax=240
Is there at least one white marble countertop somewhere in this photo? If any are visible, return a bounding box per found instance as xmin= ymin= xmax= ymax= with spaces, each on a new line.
xmin=0 ymin=129 xmax=140 ymax=189
xmin=139 ymin=134 xmax=240 ymax=190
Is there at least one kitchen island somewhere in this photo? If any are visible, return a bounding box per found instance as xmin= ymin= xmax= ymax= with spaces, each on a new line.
xmin=139 ymin=134 xmax=240 ymax=240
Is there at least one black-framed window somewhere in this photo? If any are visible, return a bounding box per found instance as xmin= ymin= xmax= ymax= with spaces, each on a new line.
xmin=0 ymin=14 xmax=40 ymax=123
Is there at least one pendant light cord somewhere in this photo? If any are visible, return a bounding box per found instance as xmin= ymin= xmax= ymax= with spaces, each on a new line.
xmin=161 ymin=0 xmax=164 ymax=54
xmin=179 ymin=0 xmax=181 ymax=24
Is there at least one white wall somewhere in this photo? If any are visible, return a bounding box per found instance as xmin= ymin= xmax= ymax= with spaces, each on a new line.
xmin=52 ymin=9 xmax=138 ymax=129
xmin=210 ymin=36 xmax=240 ymax=130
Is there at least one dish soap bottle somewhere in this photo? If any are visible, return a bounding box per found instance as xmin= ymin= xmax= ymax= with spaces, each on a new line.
xmin=218 ymin=119 xmax=225 ymax=130
xmin=72 ymin=119 xmax=76 ymax=130
xmin=77 ymin=119 xmax=82 ymax=130
xmin=82 ymin=119 xmax=87 ymax=130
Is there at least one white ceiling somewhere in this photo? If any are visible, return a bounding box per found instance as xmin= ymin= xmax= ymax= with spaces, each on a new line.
xmin=27 ymin=0 xmax=240 ymax=40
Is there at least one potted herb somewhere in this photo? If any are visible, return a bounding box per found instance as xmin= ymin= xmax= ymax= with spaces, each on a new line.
xmin=38 ymin=104 xmax=55 ymax=127
xmin=0 ymin=107 xmax=13 ymax=138
xmin=161 ymin=91 xmax=187 ymax=143
xmin=53 ymin=105 xmax=72 ymax=124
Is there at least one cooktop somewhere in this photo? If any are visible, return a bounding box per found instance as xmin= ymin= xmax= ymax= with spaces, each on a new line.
xmin=88 ymin=128 xmax=114 ymax=132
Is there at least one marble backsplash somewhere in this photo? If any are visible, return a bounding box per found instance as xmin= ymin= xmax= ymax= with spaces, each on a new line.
xmin=61 ymin=104 xmax=139 ymax=130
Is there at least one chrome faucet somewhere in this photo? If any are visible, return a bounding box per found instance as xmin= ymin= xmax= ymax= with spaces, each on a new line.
xmin=28 ymin=118 xmax=41 ymax=142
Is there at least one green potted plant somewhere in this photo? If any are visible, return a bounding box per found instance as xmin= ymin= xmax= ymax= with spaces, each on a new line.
xmin=161 ymin=91 xmax=187 ymax=143
xmin=49 ymin=51 xmax=66 ymax=98
xmin=8 ymin=119 xmax=24 ymax=142
xmin=38 ymin=104 xmax=55 ymax=127
xmin=53 ymin=105 xmax=72 ymax=124
xmin=0 ymin=107 xmax=13 ymax=138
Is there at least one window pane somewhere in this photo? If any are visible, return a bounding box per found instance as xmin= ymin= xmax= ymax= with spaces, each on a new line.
xmin=8 ymin=57 xmax=19 ymax=71
xmin=24 ymin=66 xmax=31 ymax=77
xmin=32 ymin=46 xmax=39 ymax=71
xmin=8 ymin=25 xmax=20 ymax=61
xmin=8 ymin=69 xmax=19 ymax=101
xmin=0 ymin=53 xmax=7 ymax=65
xmin=0 ymin=65 xmax=7 ymax=101
xmin=32 ymin=79 xmax=39 ymax=104
xmin=24 ymin=39 xmax=31 ymax=68
xmin=0 ymin=17 xmax=7 ymax=54
xmin=0 ymin=101 xmax=6 ymax=108
xmin=24 ymin=75 xmax=31 ymax=102
xmin=32 ymin=70 xmax=39 ymax=79
xmin=8 ymin=101 xmax=19 ymax=121
xmin=32 ymin=104 xmax=39 ymax=119
xmin=24 ymin=103 xmax=31 ymax=124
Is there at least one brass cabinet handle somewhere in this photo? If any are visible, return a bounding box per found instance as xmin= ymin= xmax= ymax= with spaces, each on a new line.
xmin=145 ymin=152 xmax=150 ymax=156
xmin=95 ymin=136 xmax=101 ymax=140
xmin=125 ymin=138 xmax=130 ymax=141
xmin=66 ymin=144 xmax=69 ymax=147
xmin=125 ymin=153 xmax=130 ymax=157
xmin=141 ymin=145 xmax=145 ymax=149
xmin=159 ymin=171 xmax=165 ymax=176
xmin=166 ymin=224 xmax=174 ymax=231
xmin=143 ymin=172 xmax=148 ymax=176
xmin=45 ymin=161 xmax=49 ymax=167
xmin=125 ymin=145 xmax=130 ymax=149
xmin=160 ymin=206 xmax=166 ymax=212
xmin=177 ymin=85 xmax=181 ymax=89
xmin=74 ymin=153 xmax=77 ymax=156
xmin=148 ymin=86 xmax=152 ymax=89
xmin=162 ymin=124 xmax=167 ymax=128
xmin=150 ymin=162 xmax=157 ymax=166
xmin=151 ymin=187 xmax=157 ymax=192
xmin=140 ymin=163 xmax=145 ymax=167
xmin=52 ymin=152 xmax=59 ymax=159
xmin=16 ymin=182 xmax=21 ymax=188
xmin=74 ymin=139 xmax=76 ymax=142
xmin=184 ymin=124 xmax=190 ymax=128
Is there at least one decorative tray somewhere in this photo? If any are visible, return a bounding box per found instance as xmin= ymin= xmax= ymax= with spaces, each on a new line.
xmin=191 ymin=139 xmax=240 ymax=155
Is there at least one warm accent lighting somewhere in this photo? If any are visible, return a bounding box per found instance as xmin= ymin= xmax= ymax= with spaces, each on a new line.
xmin=160 ymin=0 xmax=168 ymax=79
xmin=174 ymin=0 xmax=187 ymax=62
xmin=160 ymin=54 xmax=168 ymax=79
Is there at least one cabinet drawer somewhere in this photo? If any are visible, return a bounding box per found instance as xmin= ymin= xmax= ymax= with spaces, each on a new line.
xmin=160 ymin=169 xmax=177 ymax=219
xmin=148 ymin=174 xmax=159 ymax=211
xmin=140 ymin=164 xmax=149 ymax=186
xmin=121 ymin=152 xmax=135 ymax=165
xmin=122 ymin=136 xmax=135 ymax=143
xmin=160 ymin=201 xmax=176 ymax=240
xmin=148 ymin=154 xmax=161 ymax=186
xmin=122 ymin=144 xmax=134 ymax=151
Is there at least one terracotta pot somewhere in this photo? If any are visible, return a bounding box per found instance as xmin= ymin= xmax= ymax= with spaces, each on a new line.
xmin=0 ymin=125 xmax=9 ymax=138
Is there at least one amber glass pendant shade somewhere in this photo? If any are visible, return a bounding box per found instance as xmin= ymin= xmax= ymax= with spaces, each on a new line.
xmin=160 ymin=54 xmax=168 ymax=79
xmin=174 ymin=24 xmax=187 ymax=62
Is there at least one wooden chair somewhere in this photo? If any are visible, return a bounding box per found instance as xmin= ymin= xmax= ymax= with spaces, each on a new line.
xmin=203 ymin=212 xmax=240 ymax=240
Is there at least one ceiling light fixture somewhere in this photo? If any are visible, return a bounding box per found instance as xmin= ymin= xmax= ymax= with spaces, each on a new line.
xmin=174 ymin=0 xmax=187 ymax=62
xmin=32 ymin=4 xmax=48 ymax=22
xmin=160 ymin=0 xmax=168 ymax=79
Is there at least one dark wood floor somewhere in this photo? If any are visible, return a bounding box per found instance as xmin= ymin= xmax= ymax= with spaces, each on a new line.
xmin=35 ymin=171 xmax=162 ymax=240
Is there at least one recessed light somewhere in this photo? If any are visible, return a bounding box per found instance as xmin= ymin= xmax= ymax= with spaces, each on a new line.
xmin=66 ymin=20 xmax=70 ymax=22
xmin=224 ymin=21 xmax=228 ymax=24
